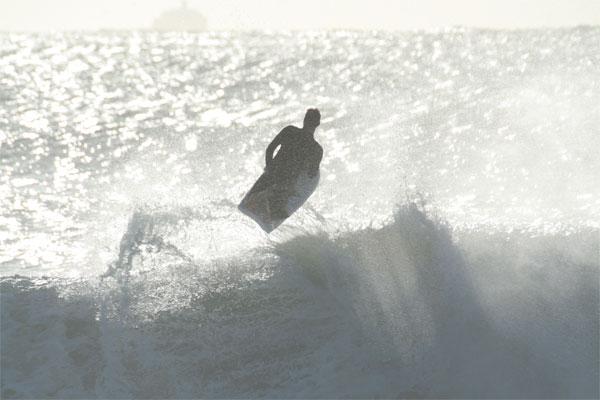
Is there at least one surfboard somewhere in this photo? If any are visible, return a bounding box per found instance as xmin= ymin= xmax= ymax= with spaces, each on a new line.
xmin=238 ymin=170 xmax=320 ymax=233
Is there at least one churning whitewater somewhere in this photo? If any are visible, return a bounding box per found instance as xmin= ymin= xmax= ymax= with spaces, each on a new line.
xmin=1 ymin=28 xmax=599 ymax=398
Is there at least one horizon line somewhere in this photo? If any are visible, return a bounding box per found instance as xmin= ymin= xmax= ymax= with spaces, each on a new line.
xmin=1 ymin=24 xmax=598 ymax=34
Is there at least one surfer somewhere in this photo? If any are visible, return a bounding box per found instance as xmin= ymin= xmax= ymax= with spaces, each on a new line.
xmin=249 ymin=109 xmax=323 ymax=219
xmin=266 ymin=108 xmax=323 ymax=178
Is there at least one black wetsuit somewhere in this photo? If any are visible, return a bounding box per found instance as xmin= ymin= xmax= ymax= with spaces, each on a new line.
xmin=250 ymin=125 xmax=323 ymax=217
xmin=267 ymin=126 xmax=322 ymax=179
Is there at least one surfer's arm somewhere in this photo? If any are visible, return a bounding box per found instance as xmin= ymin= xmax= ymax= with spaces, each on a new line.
xmin=265 ymin=127 xmax=289 ymax=168
xmin=307 ymin=145 xmax=323 ymax=178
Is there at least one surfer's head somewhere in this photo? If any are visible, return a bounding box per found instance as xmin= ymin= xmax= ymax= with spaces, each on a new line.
xmin=303 ymin=108 xmax=320 ymax=128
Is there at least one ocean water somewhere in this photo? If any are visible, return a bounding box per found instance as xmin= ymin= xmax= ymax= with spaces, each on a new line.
xmin=1 ymin=28 xmax=599 ymax=398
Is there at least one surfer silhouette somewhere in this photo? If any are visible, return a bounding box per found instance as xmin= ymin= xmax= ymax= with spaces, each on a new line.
xmin=244 ymin=109 xmax=323 ymax=220
xmin=266 ymin=108 xmax=323 ymax=178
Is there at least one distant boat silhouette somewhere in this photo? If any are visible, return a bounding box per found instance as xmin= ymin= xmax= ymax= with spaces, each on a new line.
xmin=152 ymin=1 xmax=207 ymax=32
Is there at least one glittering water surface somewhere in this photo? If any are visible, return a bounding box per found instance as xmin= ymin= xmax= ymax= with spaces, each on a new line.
xmin=1 ymin=29 xmax=599 ymax=275
xmin=1 ymin=29 xmax=599 ymax=399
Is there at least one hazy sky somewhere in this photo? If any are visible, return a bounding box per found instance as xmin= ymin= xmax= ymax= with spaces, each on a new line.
xmin=2 ymin=0 xmax=599 ymax=31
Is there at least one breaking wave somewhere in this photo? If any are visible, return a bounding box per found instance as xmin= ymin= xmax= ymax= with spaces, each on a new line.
xmin=2 ymin=203 xmax=597 ymax=398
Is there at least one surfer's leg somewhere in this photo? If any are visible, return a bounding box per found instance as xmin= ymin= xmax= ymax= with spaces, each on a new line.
xmin=270 ymin=198 xmax=289 ymax=219
xmin=269 ymin=180 xmax=293 ymax=219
